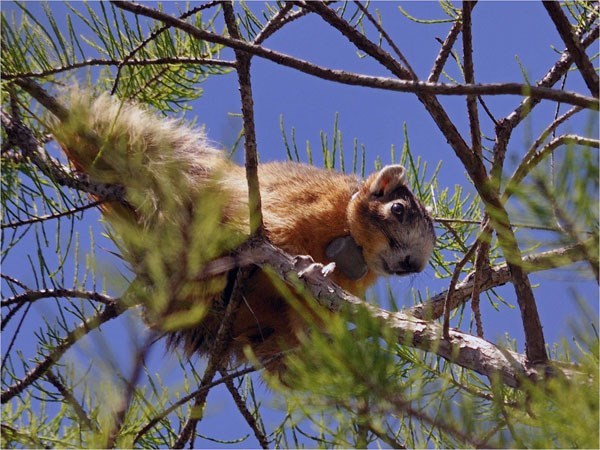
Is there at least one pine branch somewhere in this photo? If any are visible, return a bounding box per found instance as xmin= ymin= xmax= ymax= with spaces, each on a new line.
xmin=543 ymin=1 xmax=599 ymax=97
xmin=407 ymin=241 xmax=594 ymax=320
xmin=172 ymin=268 xmax=245 ymax=449
xmin=428 ymin=18 xmax=462 ymax=82
xmin=223 ymin=1 xmax=264 ymax=236
xmin=45 ymin=370 xmax=98 ymax=433
xmin=2 ymin=288 xmax=116 ymax=307
xmin=0 ymin=109 xmax=126 ymax=204
xmin=110 ymin=1 xmax=598 ymax=110
xmin=1 ymin=200 xmax=104 ymax=229
xmin=1 ymin=300 xmax=124 ymax=404
xmin=2 ymin=57 xmax=235 ymax=81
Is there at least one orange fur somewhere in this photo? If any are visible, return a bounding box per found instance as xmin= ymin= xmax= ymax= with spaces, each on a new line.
xmin=51 ymin=92 xmax=435 ymax=370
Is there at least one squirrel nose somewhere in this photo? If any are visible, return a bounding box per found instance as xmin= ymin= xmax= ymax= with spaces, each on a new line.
xmin=400 ymin=255 xmax=420 ymax=273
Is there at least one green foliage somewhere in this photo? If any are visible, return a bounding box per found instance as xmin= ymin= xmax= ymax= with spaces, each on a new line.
xmin=1 ymin=1 xmax=598 ymax=449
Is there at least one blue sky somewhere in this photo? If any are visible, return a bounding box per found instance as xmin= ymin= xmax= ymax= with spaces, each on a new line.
xmin=2 ymin=1 xmax=599 ymax=448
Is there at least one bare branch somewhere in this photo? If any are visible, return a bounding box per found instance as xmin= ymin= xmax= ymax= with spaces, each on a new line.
xmin=106 ymin=334 xmax=156 ymax=447
xmin=352 ymin=1 xmax=417 ymax=78
xmin=223 ymin=1 xmax=264 ymax=236
xmin=408 ymin=241 xmax=594 ymax=321
xmin=172 ymin=267 xmax=245 ymax=448
xmin=109 ymin=1 xmax=599 ymax=110
xmin=2 ymin=57 xmax=235 ymax=82
xmin=491 ymin=25 xmax=599 ymax=181
xmin=220 ymin=369 xmax=269 ymax=449
xmin=471 ymin=229 xmax=491 ymax=338
xmin=45 ymin=370 xmax=98 ymax=432
xmin=1 ymin=301 xmax=125 ymax=404
xmin=1 ymin=109 xmax=126 ymax=204
xmin=504 ymin=134 xmax=600 ymax=201
xmin=1 ymin=200 xmax=104 ymax=229
xmin=428 ymin=20 xmax=462 ymax=82
xmin=462 ymin=1 xmax=482 ymax=156
xmin=133 ymin=360 xmax=278 ymax=444
xmin=254 ymin=3 xmax=309 ymax=45
xmin=111 ymin=1 xmax=225 ymax=94
xmin=543 ymin=1 xmax=599 ymax=97
xmin=443 ymin=240 xmax=479 ymax=338
xmin=2 ymin=288 xmax=116 ymax=307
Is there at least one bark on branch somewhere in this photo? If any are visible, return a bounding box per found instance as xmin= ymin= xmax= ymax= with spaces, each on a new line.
xmin=110 ymin=1 xmax=598 ymax=110
xmin=542 ymin=0 xmax=599 ymax=98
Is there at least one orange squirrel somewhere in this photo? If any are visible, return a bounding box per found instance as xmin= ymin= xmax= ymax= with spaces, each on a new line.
xmin=50 ymin=90 xmax=435 ymax=366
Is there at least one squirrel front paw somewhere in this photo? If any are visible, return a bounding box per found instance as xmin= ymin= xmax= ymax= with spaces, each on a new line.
xmin=293 ymin=255 xmax=336 ymax=281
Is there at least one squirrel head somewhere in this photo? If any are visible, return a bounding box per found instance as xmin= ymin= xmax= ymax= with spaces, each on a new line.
xmin=347 ymin=165 xmax=435 ymax=277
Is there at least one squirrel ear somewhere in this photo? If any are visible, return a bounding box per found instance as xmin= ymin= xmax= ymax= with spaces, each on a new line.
xmin=369 ymin=165 xmax=407 ymax=197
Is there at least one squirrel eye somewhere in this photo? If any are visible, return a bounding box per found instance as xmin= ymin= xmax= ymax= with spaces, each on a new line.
xmin=391 ymin=202 xmax=405 ymax=217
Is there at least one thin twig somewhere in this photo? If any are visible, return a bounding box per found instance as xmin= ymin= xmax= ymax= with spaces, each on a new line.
xmin=504 ymin=134 xmax=600 ymax=201
xmin=1 ymin=301 xmax=124 ymax=404
xmin=428 ymin=19 xmax=462 ymax=82
xmin=133 ymin=359 xmax=280 ymax=444
xmin=491 ymin=24 xmax=599 ymax=181
xmin=2 ymin=288 xmax=116 ymax=307
xmin=443 ymin=241 xmax=479 ymax=339
xmin=45 ymin=370 xmax=98 ymax=432
xmin=407 ymin=240 xmax=594 ymax=321
xmin=543 ymin=1 xmax=599 ymax=97
xmin=111 ymin=1 xmax=224 ymax=94
xmin=172 ymin=267 xmax=245 ymax=448
xmin=253 ymin=3 xmax=309 ymax=45
xmin=470 ymin=219 xmax=491 ymax=338
xmin=386 ymin=394 xmax=489 ymax=448
xmin=352 ymin=1 xmax=417 ymax=78
xmin=534 ymin=179 xmax=599 ymax=283
xmin=223 ymin=1 xmax=264 ymax=235
xmin=109 ymin=2 xmax=599 ymax=109
xmin=462 ymin=1 xmax=482 ymax=156
xmin=106 ymin=334 xmax=157 ymax=447
xmin=1 ymin=200 xmax=103 ymax=229
xmin=220 ymin=369 xmax=269 ymax=449
xmin=1 ymin=274 xmax=31 ymax=291
xmin=1 ymin=303 xmax=31 ymax=369
xmin=367 ymin=424 xmax=406 ymax=449
xmin=2 ymin=57 xmax=235 ymax=82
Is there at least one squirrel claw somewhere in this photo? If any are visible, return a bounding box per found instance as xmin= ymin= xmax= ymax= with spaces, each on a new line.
xmin=294 ymin=256 xmax=335 ymax=280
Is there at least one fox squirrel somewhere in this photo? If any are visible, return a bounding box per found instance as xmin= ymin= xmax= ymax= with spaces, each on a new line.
xmin=50 ymin=90 xmax=435 ymax=367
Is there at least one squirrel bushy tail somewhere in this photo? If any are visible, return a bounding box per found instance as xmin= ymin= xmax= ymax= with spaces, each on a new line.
xmin=51 ymin=89 xmax=237 ymax=224
xmin=51 ymin=90 xmax=250 ymax=341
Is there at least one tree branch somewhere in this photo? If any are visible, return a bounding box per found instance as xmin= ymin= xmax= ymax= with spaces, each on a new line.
xmin=542 ymin=1 xmax=599 ymax=97
xmin=491 ymin=24 xmax=599 ymax=181
xmin=133 ymin=359 xmax=279 ymax=445
xmin=220 ymin=369 xmax=269 ymax=449
xmin=223 ymin=1 xmax=264 ymax=236
xmin=111 ymin=1 xmax=225 ymax=94
xmin=109 ymin=1 xmax=598 ymax=110
xmin=1 ymin=300 xmax=125 ymax=404
xmin=428 ymin=19 xmax=462 ymax=83
xmin=2 ymin=288 xmax=116 ymax=307
xmin=462 ymin=1 xmax=482 ymax=156
xmin=504 ymin=134 xmax=600 ymax=201
xmin=407 ymin=241 xmax=594 ymax=321
xmin=1 ymin=200 xmax=105 ymax=229
xmin=1 ymin=109 xmax=126 ymax=204
xmin=45 ymin=370 xmax=98 ymax=433
xmin=2 ymin=57 xmax=235 ymax=82
xmin=172 ymin=268 xmax=245 ymax=449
